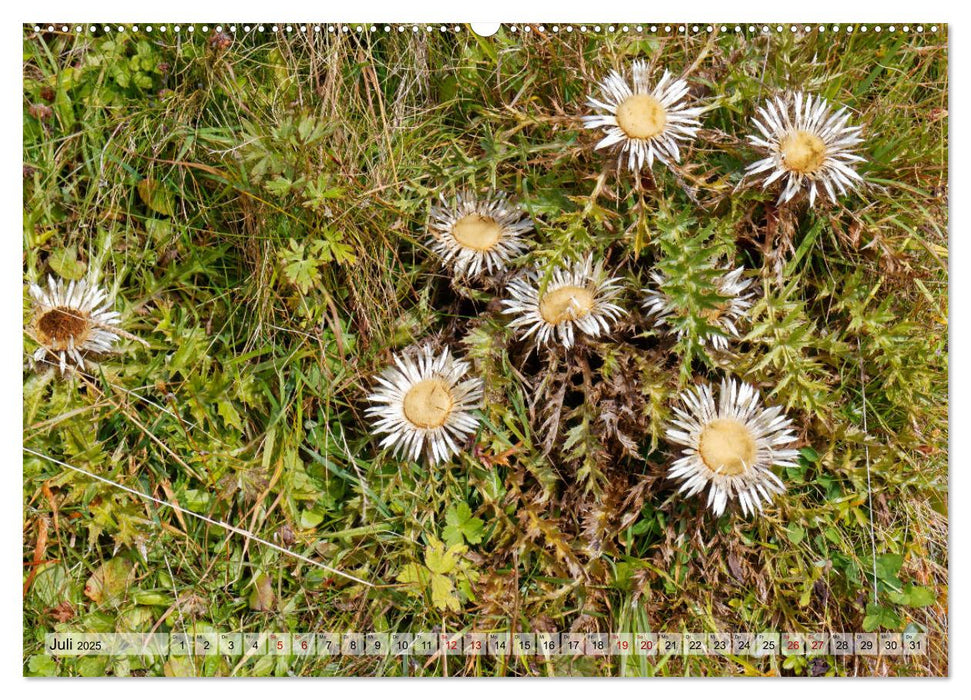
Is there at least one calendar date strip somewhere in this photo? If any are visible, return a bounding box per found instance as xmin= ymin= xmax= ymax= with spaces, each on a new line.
xmin=44 ymin=631 xmax=927 ymax=658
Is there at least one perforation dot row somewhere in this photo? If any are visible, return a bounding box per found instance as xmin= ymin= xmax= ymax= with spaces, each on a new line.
xmin=29 ymin=24 xmax=940 ymax=36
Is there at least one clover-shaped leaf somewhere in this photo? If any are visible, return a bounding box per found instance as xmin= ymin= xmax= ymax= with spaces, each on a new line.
xmin=443 ymin=502 xmax=484 ymax=547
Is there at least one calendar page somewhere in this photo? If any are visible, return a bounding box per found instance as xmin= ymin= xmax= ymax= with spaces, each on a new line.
xmin=21 ymin=20 xmax=948 ymax=678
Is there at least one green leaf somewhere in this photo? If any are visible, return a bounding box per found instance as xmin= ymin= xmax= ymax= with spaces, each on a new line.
xmin=31 ymin=562 xmax=72 ymax=607
xmin=265 ymin=177 xmax=293 ymax=196
xmin=798 ymin=446 xmax=820 ymax=464
xmin=137 ymin=178 xmax=175 ymax=216
xmin=425 ymin=538 xmax=462 ymax=575
xmin=786 ymin=523 xmax=806 ymax=545
xmin=217 ymin=399 xmax=243 ymax=431
xmin=132 ymin=591 xmax=171 ymax=606
xmin=144 ymin=218 xmax=173 ymax=242
xmin=48 ymin=246 xmax=86 ymax=281
xmin=282 ymin=452 xmax=319 ymax=501
xmin=53 ymin=86 xmax=75 ymax=128
xmin=76 ymin=656 xmax=108 ymax=677
xmin=83 ymin=558 xmax=134 ymax=607
xmin=863 ymin=603 xmax=901 ymax=632
xmin=133 ymin=72 xmax=153 ymax=90
xmin=279 ymin=240 xmax=321 ymax=294
xmin=889 ymin=584 xmax=936 ymax=608
xmin=443 ymin=502 xmax=485 ymax=546
xmin=248 ymin=573 xmax=274 ymax=611
xmin=163 ymin=655 xmax=197 ymax=677
xmin=181 ymin=489 xmax=211 ymax=511
xmin=875 ymin=553 xmax=904 ymax=581
xmin=117 ymin=605 xmax=155 ymax=632
xmin=113 ymin=67 xmax=130 ymax=89
xmin=251 ymin=654 xmax=274 ymax=677
xmin=903 ymin=585 xmax=936 ymax=607
xmin=299 ymin=508 xmax=324 ymax=529
xmin=395 ymin=563 xmax=427 ymax=587
xmin=27 ymin=654 xmax=58 ymax=676
xmin=441 ymin=525 xmax=463 ymax=548
xmin=430 ymin=573 xmax=459 ymax=612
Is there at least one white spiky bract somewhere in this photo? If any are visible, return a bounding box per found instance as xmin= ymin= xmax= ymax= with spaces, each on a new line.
xmin=427 ymin=191 xmax=533 ymax=278
xmin=582 ymin=61 xmax=704 ymax=172
xmin=366 ymin=345 xmax=484 ymax=465
xmin=28 ymin=274 xmax=131 ymax=374
xmin=503 ymin=255 xmax=627 ymax=350
xmin=666 ymin=378 xmax=799 ymax=517
xmin=745 ymin=92 xmax=865 ymax=206
xmin=642 ymin=266 xmax=756 ymax=351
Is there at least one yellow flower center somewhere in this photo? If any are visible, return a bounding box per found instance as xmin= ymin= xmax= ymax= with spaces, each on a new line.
xmin=780 ymin=130 xmax=827 ymax=174
xmin=450 ymin=214 xmax=503 ymax=252
xmin=698 ymin=418 xmax=757 ymax=476
xmin=615 ymin=94 xmax=668 ymax=140
xmin=402 ymin=378 xmax=454 ymax=429
xmin=36 ymin=307 xmax=90 ymax=350
xmin=539 ymin=286 xmax=595 ymax=325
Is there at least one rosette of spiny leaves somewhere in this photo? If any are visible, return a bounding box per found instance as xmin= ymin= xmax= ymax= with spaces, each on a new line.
xmin=646 ymin=213 xmax=740 ymax=375
xmin=828 ymin=270 xmax=941 ymax=429
xmin=739 ymin=277 xmax=845 ymax=419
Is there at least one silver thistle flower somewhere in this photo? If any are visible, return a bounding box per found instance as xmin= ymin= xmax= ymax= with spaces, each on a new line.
xmin=28 ymin=274 xmax=144 ymax=374
xmin=582 ymin=61 xmax=704 ymax=172
xmin=427 ymin=191 xmax=533 ymax=278
xmin=503 ymin=255 xmax=627 ymax=349
xmin=666 ymin=378 xmax=799 ymax=516
xmin=744 ymin=92 xmax=865 ymax=206
xmin=366 ymin=345 xmax=483 ymax=465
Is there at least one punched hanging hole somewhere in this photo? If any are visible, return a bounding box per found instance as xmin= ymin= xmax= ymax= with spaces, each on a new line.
xmin=470 ymin=23 xmax=501 ymax=37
